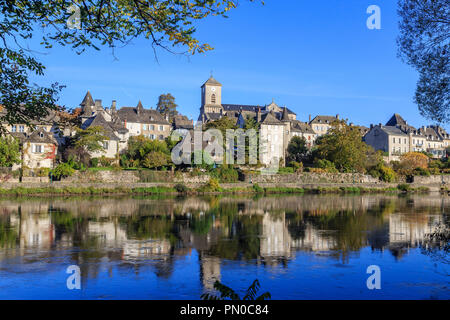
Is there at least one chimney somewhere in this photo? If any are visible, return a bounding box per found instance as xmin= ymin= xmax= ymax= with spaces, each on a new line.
xmin=95 ymin=99 xmax=102 ymax=109
xmin=309 ymin=114 xmax=311 ymax=122
xmin=257 ymin=107 xmax=261 ymax=122
xmin=370 ymin=124 xmax=374 ymax=129
xmin=111 ymin=100 xmax=116 ymax=111
xmin=336 ymin=114 xmax=339 ymax=120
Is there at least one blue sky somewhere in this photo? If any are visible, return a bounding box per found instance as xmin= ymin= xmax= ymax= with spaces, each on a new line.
xmin=29 ymin=0 xmax=440 ymax=129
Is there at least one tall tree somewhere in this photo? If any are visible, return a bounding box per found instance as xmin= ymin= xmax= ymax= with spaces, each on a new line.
xmin=0 ymin=1 xmax=260 ymax=130
xmin=156 ymin=93 xmax=178 ymax=121
xmin=287 ymin=136 xmax=308 ymax=163
xmin=314 ymin=120 xmax=375 ymax=173
xmin=0 ymin=135 xmax=21 ymax=167
xmin=397 ymin=0 xmax=449 ymax=123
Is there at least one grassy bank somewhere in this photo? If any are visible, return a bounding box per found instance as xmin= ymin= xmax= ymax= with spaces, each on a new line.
xmin=0 ymin=184 xmax=430 ymax=196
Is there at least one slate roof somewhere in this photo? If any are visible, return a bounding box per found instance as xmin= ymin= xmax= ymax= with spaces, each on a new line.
xmin=290 ymin=120 xmax=315 ymax=134
xmin=80 ymin=91 xmax=95 ymax=107
xmin=260 ymin=112 xmax=282 ymax=125
xmin=117 ymin=106 xmax=170 ymax=125
xmin=81 ymin=113 xmax=120 ymax=141
xmin=202 ymin=76 xmax=222 ymax=87
xmin=173 ymin=115 xmax=194 ymax=130
xmin=309 ymin=115 xmax=338 ymax=124
xmin=25 ymin=127 xmax=58 ymax=145
xmin=379 ymin=125 xmax=408 ymax=136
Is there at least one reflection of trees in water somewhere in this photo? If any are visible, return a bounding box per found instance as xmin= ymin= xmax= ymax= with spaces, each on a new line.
xmin=0 ymin=195 xmax=448 ymax=280
xmin=421 ymin=215 xmax=449 ymax=269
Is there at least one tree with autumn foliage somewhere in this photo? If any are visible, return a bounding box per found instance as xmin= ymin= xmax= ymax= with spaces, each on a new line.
xmin=0 ymin=1 xmax=261 ymax=130
xmin=398 ymin=152 xmax=429 ymax=175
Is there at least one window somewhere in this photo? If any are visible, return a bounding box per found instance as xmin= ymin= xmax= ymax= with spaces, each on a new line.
xmin=19 ymin=125 xmax=25 ymax=133
xmin=404 ymin=138 xmax=407 ymax=144
xmin=150 ymin=125 xmax=155 ymax=131
xmin=159 ymin=135 xmax=164 ymax=140
xmin=159 ymin=125 xmax=164 ymax=131
xmin=393 ymin=137 xmax=395 ymax=143
xmin=11 ymin=125 xmax=17 ymax=132
xmin=211 ymin=94 xmax=216 ymax=104
xmin=102 ymin=141 xmax=109 ymax=150
xmin=143 ymin=125 xmax=147 ymax=130
xmin=34 ymin=145 xmax=43 ymax=153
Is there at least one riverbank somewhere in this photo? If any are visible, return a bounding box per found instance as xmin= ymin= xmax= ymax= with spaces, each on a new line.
xmin=0 ymin=182 xmax=432 ymax=196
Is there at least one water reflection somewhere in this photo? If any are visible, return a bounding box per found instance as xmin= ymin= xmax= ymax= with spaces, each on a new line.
xmin=0 ymin=195 xmax=448 ymax=298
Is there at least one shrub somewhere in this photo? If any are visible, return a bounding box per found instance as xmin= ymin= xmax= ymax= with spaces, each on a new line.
xmin=414 ymin=167 xmax=431 ymax=176
xmin=379 ymin=165 xmax=397 ymax=182
xmin=90 ymin=158 xmax=99 ymax=168
xmin=252 ymin=184 xmax=264 ymax=193
xmin=199 ymin=178 xmax=222 ymax=192
xmin=99 ymin=156 xmax=114 ymax=167
xmin=51 ymin=163 xmax=75 ymax=179
xmin=314 ymin=159 xmax=338 ymax=173
xmin=397 ymin=184 xmax=411 ymax=192
xmin=174 ymin=183 xmax=189 ymax=193
xmin=278 ymin=167 xmax=294 ymax=174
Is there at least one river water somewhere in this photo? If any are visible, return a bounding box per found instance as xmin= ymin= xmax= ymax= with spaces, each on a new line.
xmin=0 ymin=194 xmax=448 ymax=299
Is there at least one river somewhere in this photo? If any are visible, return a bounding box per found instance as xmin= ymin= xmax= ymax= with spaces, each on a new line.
xmin=0 ymin=194 xmax=448 ymax=299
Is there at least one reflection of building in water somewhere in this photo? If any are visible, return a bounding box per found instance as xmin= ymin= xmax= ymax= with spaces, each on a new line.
xmin=123 ymin=239 xmax=171 ymax=259
xmin=291 ymin=225 xmax=337 ymax=252
xmin=388 ymin=213 xmax=443 ymax=248
xmin=260 ymin=213 xmax=291 ymax=259
xmin=88 ymin=221 xmax=127 ymax=244
xmin=11 ymin=214 xmax=54 ymax=248
xmin=200 ymin=255 xmax=221 ymax=292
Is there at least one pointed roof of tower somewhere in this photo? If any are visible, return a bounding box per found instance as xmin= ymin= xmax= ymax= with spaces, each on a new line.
xmin=386 ymin=113 xmax=408 ymax=127
xmin=202 ymin=76 xmax=222 ymax=87
xmin=281 ymin=106 xmax=289 ymax=121
xmin=80 ymin=91 xmax=94 ymax=107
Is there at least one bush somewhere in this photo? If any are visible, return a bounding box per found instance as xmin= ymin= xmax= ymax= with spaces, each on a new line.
xmin=289 ymin=161 xmax=303 ymax=172
xmin=51 ymin=163 xmax=75 ymax=179
xmin=210 ymin=166 xmax=239 ymax=182
xmin=99 ymin=156 xmax=114 ymax=167
xmin=278 ymin=167 xmax=294 ymax=174
xmin=252 ymin=184 xmax=264 ymax=193
xmin=314 ymin=159 xmax=338 ymax=173
xmin=90 ymin=158 xmax=99 ymax=168
xmin=198 ymin=178 xmax=222 ymax=192
xmin=174 ymin=183 xmax=189 ymax=193
xmin=414 ymin=167 xmax=431 ymax=176
xmin=397 ymin=184 xmax=411 ymax=192
xmin=379 ymin=165 xmax=397 ymax=182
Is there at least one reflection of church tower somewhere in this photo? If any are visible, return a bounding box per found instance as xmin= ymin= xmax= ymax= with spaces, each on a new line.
xmin=199 ymin=76 xmax=223 ymax=121
xmin=199 ymin=254 xmax=221 ymax=292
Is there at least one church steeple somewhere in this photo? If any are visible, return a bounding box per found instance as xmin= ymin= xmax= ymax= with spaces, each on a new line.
xmin=201 ymin=75 xmax=223 ymax=115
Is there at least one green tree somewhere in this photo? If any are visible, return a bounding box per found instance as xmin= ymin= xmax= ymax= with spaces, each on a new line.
xmin=124 ymin=135 xmax=170 ymax=167
xmin=397 ymin=0 xmax=449 ymax=123
xmin=156 ymin=94 xmax=178 ymax=122
xmin=314 ymin=120 xmax=375 ymax=173
xmin=0 ymin=135 xmax=21 ymax=167
xmin=143 ymin=151 xmax=170 ymax=169
xmin=287 ymin=136 xmax=308 ymax=163
xmin=65 ymin=126 xmax=108 ymax=164
xmin=0 ymin=1 xmax=260 ymax=129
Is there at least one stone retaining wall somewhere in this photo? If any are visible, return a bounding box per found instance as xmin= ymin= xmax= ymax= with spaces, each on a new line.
xmin=245 ymin=172 xmax=380 ymax=184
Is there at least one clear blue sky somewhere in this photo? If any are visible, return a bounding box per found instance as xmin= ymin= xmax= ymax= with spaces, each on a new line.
xmin=29 ymin=0 xmax=442 ymax=129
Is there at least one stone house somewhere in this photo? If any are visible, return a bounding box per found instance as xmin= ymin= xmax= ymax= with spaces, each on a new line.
xmin=10 ymin=127 xmax=58 ymax=170
xmin=116 ymin=101 xmax=171 ymax=140
xmin=364 ymin=114 xmax=448 ymax=160
xmin=309 ymin=115 xmax=340 ymax=136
